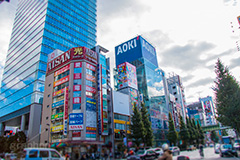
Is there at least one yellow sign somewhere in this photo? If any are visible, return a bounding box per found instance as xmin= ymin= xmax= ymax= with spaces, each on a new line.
xmin=74 ymin=47 xmax=83 ymax=55
xmin=51 ymin=125 xmax=63 ymax=132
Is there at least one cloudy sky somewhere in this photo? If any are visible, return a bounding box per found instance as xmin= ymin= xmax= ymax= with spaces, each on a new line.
xmin=0 ymin=0 xmax=240 ymax=104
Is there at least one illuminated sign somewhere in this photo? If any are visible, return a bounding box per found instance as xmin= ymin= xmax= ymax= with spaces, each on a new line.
xmin=51 ymin=125 xmax=63 ymax=132
xmin=54 ymin=75 xmax=69 ymax=87
xmin=54 ymin=64 xmax=70 ymax=77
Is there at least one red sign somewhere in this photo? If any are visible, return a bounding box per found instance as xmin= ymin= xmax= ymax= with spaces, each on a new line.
xmin=74 ymin=62 xmax=82 ymax=68
xmin=73 ymin=97 xmax=81 ymax=104
xmin=53 ymin=88 xmax=65 ymax=97
xmin=69 ymin=125 xmax=83 ymax=130
xmin=86 ymin=74 xmax=96 ymax=82
xmin=86 ymin=63 xmax=96 ymax=71
xmin=72 ymin=131 xmax=81 ymax=137
xmin=64 ymin=87 xmax=69 ymax=120
xmin=54 ymin=64 xmax=70 ymax=77
xmin=73 ymin=85 xmax=81 ymax=91
xmin=47 ymin=51 xmax=71 ymax=73
xmin=74 ymin=73 xmax=81 ymax=79
xmin=86 ymin=85 xmax=96 ymax=94
xmin=54 ymin=75 xmax=69 ymax=87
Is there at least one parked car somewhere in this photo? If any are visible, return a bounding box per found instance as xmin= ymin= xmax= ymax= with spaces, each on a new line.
xmin=5 ymin=153 xmax=17 ymax=160
xmin=150 ymin=147 xmax=163 ymax=156
xmin=214 ymin=143 xmax=220 ymax=154
xmin=127 ymin=149 xmax=159 ymax=160
xmin=219 ymin=144 xmax=238 ymax=157
xmin=21 ymin=148 xmax=65 ymax=160
xmin=169 ymin=146 xmax=180 ymax=156
xmin=234 ymin=142 xmax=240 ymax=150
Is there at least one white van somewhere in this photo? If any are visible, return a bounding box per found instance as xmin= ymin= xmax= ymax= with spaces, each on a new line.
xmin=21 ymin=148 xmax=65 ymax=160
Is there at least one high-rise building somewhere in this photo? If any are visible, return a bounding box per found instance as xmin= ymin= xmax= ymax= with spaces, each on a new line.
xmin=115 ymin=36 xmax=169 ymax=145
xmin=0 ymin=0 xmax=96 ymax=143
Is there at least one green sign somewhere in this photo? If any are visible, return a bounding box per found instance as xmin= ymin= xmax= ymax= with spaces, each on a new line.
xmin=51 ymin=112 xmax=63 ymax=120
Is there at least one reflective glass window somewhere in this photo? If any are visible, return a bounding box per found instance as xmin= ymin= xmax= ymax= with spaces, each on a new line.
xmin=73 ymin=91 xmax=81 ymax=97
xmin=73 ymin=104 xmax=81 ymax=110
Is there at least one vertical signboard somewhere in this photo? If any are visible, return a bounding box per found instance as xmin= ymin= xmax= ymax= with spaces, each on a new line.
xmin=126 ymin=62 xmax=138 ymax=89
xmin=97 ymin=64 xmax=102 ymax=135
xmin=63 ymin=87 xmax=68 ymax=136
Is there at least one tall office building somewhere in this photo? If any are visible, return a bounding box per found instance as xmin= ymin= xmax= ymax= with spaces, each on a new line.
xmin=0 ymin=0 xmax=96 ymax=143
xmin=115 ymin=36 xmax=169 ymax=145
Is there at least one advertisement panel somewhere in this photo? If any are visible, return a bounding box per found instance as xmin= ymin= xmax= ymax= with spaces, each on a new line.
xmin=54 ymin=75 xmax=69 ymax=87
xmin=115 ymin=36 xmax=142 ymax=66
xmin=140 ymin=36 xmax=158 ymax=67
xmin=73 ymin=85 xmax=81 ymax=91
xmin=53 ymin=88 xmax=66 ymax=97
xmin=69 ymin=113 xmax=83 ymax=130
xmin=74 ymin=62 xmax=82 ymax=68
xmin=126 ymin=62 xmax=138 ymax=89
xmin=51 ymin=125 xmax=63 ymax=132
xmin=86 ymin=98 xmax=97 ymax=128
xmin=203 ymin=100 xmax=212 ymax=116
xmin=73 ymin=97 xmax=81 ymax=104
xmin=63 ymin=87 xmax=68 ymax=136
xmin=86 ymin=127 xmax=97 ymax=140
xmin=86 ymin=85 xmax=96 ymax=94
xmin=54 ymin=64 xmax=70 ymax=77
xmin=47 ymin=47 xmax=97 ymax=74
xmin=117 ymin=62 xmax=127 ymax=89
xmin=74 ymin=73 xmax=81 ymax=79
xmin=86 ymin=74 xmax=96 ymax=82
xmin=86 ymin=63 xmax=96 ymax=71
xmin=97 ymin=64 xmax=102 ymax=135
xmin=52 ymin=100 xmax=64 ymax=108
xmin=51 ymin=112 xmax=63 ymax=120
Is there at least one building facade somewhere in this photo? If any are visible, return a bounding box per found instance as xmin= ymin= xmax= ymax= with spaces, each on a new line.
xmin=40 ymin=46 xmax=113 ymax=156
xmin=0 ymin=0 xmax=96 ymax=143
xmin=115 ymin=36 xmax=169 ymax=146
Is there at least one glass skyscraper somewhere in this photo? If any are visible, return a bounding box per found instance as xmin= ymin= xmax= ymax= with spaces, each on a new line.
xmin=0 ymin=0 xmax=96 ymax=142
xmin=115 ymin=36 xmax=169 ymax=145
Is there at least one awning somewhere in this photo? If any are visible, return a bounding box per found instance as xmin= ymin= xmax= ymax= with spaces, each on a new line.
xmin=50 ymin=142 xmax=67 ymax=148
xmin=62 ymin=140 xmax=104 ymax=145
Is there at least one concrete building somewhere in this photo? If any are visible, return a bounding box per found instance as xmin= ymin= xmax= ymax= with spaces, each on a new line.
xmin=0 ymin=0 xmax=97 ymax=143
xmin=40 ymin=46 xmax=113 ymax=157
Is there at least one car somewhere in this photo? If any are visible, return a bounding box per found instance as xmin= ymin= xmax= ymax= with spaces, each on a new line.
xmin=5 ymin=153 xmax=17 ymax=160
xmin=150 ymin=147 xmax=163 ymax=156
xmin=169 ymin=146 xmax=180 ymax=156
xmin=127 ymin=149 xmax=159 ymax=160
xmin=219 ymin=144 xmax=238 ymax=157
xmin=234 ymin=142 xmax=240 ymax=150
xmin=214 ymin=143 xmax=220 ymax=154
xmin=20 ymin=148 xmax=65 ymax=160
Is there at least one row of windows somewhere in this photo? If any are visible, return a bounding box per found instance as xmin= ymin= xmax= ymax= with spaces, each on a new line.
xmin=48 ymin=2 xmax=96 ymax=35
xmin=114 ymin=114 xmax=129 ymax=121
xmin=6 ymin=30 xmax=44 ymax=71
xmin=115 ymin=123 xmax=129 ymax=130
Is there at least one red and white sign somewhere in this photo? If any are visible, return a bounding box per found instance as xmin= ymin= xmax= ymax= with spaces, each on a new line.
xmin=72 ymin=131 xmax=81 ymax=137
xmin=53 ymin=88 xmax=65 ymax=97
xmin=86 ymin=85 xmax=96 ymax=94
xmin=86 ymin=63 xmax=96 ymax=71
xmin=74 ymin=62 xmax=82 ymax=68
xmin=69 ymin=125 xmax=83 ymax=130
xmin=63 ymin=87 xmax=69 ymax=136
xmin=54 ymin=75 xmax=69 ymax=87
xmin=54 ymin=64 xmax=70 ymax=77
xmin=86 ymin=74 xmax=96 ymax=82
xmin=74 ymin=73 xmax=81 ymax=79
xmin=73 ymin=85 xmax=81 ymax=91
xmin=73 ymin=97 xmax=81 ymax=104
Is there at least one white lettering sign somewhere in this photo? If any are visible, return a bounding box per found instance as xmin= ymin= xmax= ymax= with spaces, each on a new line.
xmin=117 ymin=38 xmax=137 ymax=55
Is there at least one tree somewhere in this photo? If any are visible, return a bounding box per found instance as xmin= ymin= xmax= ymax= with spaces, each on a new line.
xmin=129 ymin=103 xmax=145 ymax=147
xmin=167 ymin=112 xmax=178 ymax=146
xmin=191 ymin=118 xmax=199 ymax=144
xmin=140 ymin=103 xmax=153 ymax=147
xmin=179 ymin=115 xmax=189 ymax=148
xmin=213 ymin=59 xmax=240 ymax=135
xmin=186 ymin=117 xmax=194 ymax=145
xmin=211 ymin=131 xmax=219 ymax=143
xmin=197 ymin=121 xmax=205 ymax=145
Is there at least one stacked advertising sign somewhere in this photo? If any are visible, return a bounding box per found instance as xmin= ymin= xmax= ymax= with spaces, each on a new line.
xmin=97 ymin=64 xmax=102 ymax=135
xmin=69 ymin=113 xmax=84 ymax=130
xmin=63 ymin=87 xmax=69 ymax=136
xmin=117 ymin=62 xmax=137 ymax=90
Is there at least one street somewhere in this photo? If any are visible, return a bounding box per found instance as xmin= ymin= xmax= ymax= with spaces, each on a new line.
xmin=172 ymin=147 xmax=240 ymax=160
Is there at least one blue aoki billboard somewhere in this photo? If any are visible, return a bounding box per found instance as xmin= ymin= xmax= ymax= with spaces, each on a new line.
xmin=115 ymin=36 xmax=158 ymax=67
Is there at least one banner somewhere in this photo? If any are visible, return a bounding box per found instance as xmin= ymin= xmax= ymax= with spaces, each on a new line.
xmin=86 ymin=63 xmax=96 ymax=71
xmin=63 ymin=87 xmax=69 ymax=136
xmin=73 ymin=85 xmax=81 ymax=91
xmin=54 ymin=75 xmax=69 ymax=87
xmin=51 ymin=125 xmax=63 ymax=132
xmin=74 ymin=73 xmax=81 ymax=79
xmin=86 ymin=85 xmax=96 ymax=94
xmin=51 ymin=112 xmax=63 ymax=120
xmin=69 ymin=113 xmax=84 ymax=130
xmin=74 ymin=62 xmax=82 ymax=68
xmin=54 ymin=64 xmax=70 ymax=77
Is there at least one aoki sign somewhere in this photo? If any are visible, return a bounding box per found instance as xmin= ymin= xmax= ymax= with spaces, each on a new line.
xmin=116 ymin=38 xmax=137 ymax=55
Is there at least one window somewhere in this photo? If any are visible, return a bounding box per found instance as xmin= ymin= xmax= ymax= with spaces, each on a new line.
xmin=51 ymin=151 xmax=60 ymax=158
xmin=45 ymin=140 xmax=48 ymax=143
xmin=48 ymin=83 xmax=51 ymax=87
xmin=48 ymin=94 xmax=50 ymax=97
xmin=46 ymin=117 xmax=48 ymax=120
xmin=174 ymin=92 xmax=177 ymax=95
xmin=47 ymin=105 xmax=49 ymax=108
xmin=173 ymin=86 xmax=176 ymax=89
xmin=29 ymin=150 xmax=38 ymax=158
xmin=73 ymin=104 xmax=81 ymax=110
xmin=40 ymin=151 xmax=49 ymax=158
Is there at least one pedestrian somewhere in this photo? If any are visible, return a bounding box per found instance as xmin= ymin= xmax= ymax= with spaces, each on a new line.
xmin=199 ymin=144 xmax=204 ymax=158
xmin=158 ymin=143 xmax=173 ymax=160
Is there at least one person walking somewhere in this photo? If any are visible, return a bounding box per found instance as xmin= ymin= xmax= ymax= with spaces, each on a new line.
xmin=158 ymin=143 xmax=173 ymax=160
xmin=199 ymin=144 xmax=204 ymax=158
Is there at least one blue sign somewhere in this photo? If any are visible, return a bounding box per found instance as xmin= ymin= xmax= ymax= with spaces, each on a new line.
xmin=52 ymin=100 xmax=64 ymax=108
xmin=86 ymin=97 xmax=96 ymax=111
xmin=115 ymin=36 xmax=158 ymax=67
xmin=69 ymin=113 xmax=83 ymax=125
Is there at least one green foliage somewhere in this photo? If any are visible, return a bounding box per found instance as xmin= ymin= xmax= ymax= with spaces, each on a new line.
xmin=167 ymin=113 xmax=178 ymax=146
xmin=197 ymin=121 xmax=205 ymax=144
xmin=213 ymin=59 xmax=240 ymax=135
xmin=140 ymin=103 xmax=153 ymax=147
xmin=179 ymin=115 xmax=189 ymax=147
xmin=186 ymin=117 xmax=194 ymax=144
xmin=222 ymin=129 xmax=228 ymax=136
xmin=210 ymin=131 xmax=219 ymax=143
xmin=191 ymin=118 xmax=199 ymax=144
xmin=129 ymin=103 xmax=145 ymax=147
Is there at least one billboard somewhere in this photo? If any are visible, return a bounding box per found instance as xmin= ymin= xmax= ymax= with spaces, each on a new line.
xmin=47 ymin=47 xmax=97 ymax=74
xmin=69 ymin=113 xmax=84 ymax=130
xmin=115 ymin=36 xmax=158 ymax=67
xmin=117 ymin=62 xmax=137 ymax=90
